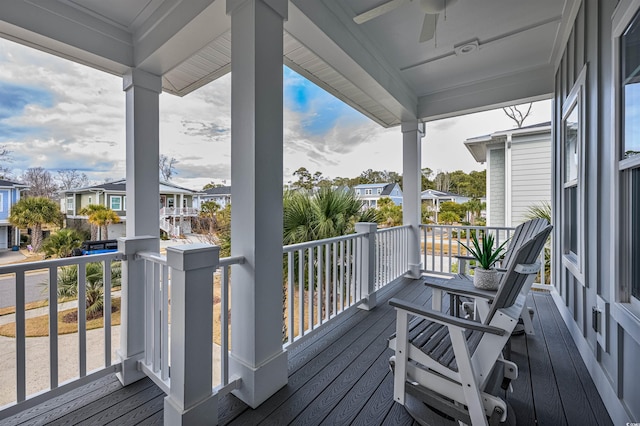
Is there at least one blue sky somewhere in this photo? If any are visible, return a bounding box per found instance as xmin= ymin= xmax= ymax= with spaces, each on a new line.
xmin=0 ymin=37 xmax=551 ymax=190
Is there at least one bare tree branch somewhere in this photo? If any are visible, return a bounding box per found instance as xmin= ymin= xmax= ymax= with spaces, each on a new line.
xmin=56 ymin=169 xmax=90 ymax=190
xmin=159 ymin=154 xmax=178 ymax=181
xmin=21 ymin=167 xmax=59 ymax=199
xmin=502 ymin=103 xmax=533 ymax=128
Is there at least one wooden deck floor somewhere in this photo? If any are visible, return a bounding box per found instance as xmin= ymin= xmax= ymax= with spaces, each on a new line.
xmin=2 ymin=277 xmax=613 ymax=425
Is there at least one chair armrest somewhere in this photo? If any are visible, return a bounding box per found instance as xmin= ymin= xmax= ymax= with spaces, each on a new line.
xmin=453 ymin=255 xmax=475 ymax=261
xmin=389 ymin=298 xmax=506 ymax=336
xmin=423 ymin=276 xmax=496 ymax=301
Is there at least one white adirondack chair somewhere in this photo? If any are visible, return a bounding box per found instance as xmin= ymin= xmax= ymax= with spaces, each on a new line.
xmin=388 ymin=224 xmax=552 ymax=425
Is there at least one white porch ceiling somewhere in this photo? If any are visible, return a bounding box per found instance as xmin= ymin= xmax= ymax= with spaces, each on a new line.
xmin=0 ymin=0 xmax=578 ymax=126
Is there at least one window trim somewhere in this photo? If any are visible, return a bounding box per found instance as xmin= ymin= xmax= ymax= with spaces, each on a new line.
xmin=66 ymin=196 xmax=74 ymax=212
xmin=0 ymin=192 xmax=4 ymax=212
xmin=365 ymin=189 xmax=372 ymax=195
xmin=560 ymin=65 xmax=587 ymax=284
xmin=612 ymin=0 xmax=640 ymax=315
xmin=110 ymin=195 xmax=122 ymax=211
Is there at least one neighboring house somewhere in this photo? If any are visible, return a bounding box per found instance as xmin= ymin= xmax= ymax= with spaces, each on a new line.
xmin=353 ymin=183 xmax=402 ymax=209
xmin=465 ymin=122 xmax=551 ymax=227
xmin=0 ymin=179 xmax=28 ymax=249
xmin=61 ymin=179 xmax=203 ymax=238
xmin=420 ymin=189 xmax=481 ymax=222
xmin=196 ymin=186 xmax=231 ymax=209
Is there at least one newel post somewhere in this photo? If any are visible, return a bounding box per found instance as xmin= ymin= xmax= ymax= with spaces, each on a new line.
xmin=117 ymin=236 xmax=159 ymax=386
xmin=356 ymin=222 xmax=377 ymax=310
xmin=164 ymin=244 xmax=219 ymax=425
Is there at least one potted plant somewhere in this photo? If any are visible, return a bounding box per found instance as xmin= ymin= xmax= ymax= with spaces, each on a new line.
xmin=460 ymin=232 xmax=509 ymax=290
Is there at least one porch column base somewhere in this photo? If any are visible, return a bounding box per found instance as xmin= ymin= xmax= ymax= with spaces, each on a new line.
xmin=115 ymin=351 xmax=145 ymax=386
xmin=229 ymin=350 xmax=288 ymax=408
xmin=358 ymin=293 xmax=377 ymax=311
xmin=164 ymin=393 xmax=217 ymax=426
xmin=405 ymin=263 xmax=423 ymax=279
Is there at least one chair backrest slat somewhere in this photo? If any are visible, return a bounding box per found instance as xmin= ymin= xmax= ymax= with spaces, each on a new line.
xmin=486 ymin=224 xmax=552 ymax=322
xmin=501 ymin=218 xmax=549 ymax=267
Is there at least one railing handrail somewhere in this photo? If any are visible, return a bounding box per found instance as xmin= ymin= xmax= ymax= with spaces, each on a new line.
xmin=420 ymin=224 xmax=516 ymax=232
xmin=219 ymin=255 xmax=245 ymax=267
xmin=283 ymin=232 xmax=362 ymax=253
xmin=0 ymin=252 xmax=123 ymax=275
xmin=377 ymin=224 xmax=411 ymax=233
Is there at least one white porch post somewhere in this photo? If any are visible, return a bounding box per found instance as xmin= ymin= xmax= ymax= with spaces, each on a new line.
xmin=402 ymin=120 xmax=424 ymax=278
xmin=227 ymin=0 xmax=288 ymax=408
xmin=355 ymin=222 xmax=377 ymax=310
xmin=123 ymin=69 xmax=161 ymax=238
xmin=164 ymin=244 xmax=219 ymax=425
xmin=117 ymin=236 xmax=157 ymax=385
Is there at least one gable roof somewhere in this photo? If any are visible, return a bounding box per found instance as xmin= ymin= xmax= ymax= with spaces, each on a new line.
xmin=203 ymin=186 xmax=231 ymax=196
xmin=62 ymin=179 xmax=201 ymax=195
xmin=380 ymin=183 xmax=398 ymax=196
xmin=464 ymin=121 xmax=552 ymax=163
xmin=0 ymin=178 xmax=28 ymax=188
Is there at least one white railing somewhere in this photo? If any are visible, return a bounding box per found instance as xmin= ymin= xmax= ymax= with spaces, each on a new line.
xmin=420 ymin=224 xmax=550 ymax=284
xmin=0 ymin=252 xmax=123 ymax=411
xmin=159 ymin=207 xmax=199 ymax=217
xmin=135 ymin=248 xmax=244 ymax=407
xmin=159 ymin=218 xmax=180 ymax=237
xmin=282 ymin=232 xmax=367 ymax=347
xmin=375 ymin=225 xmax=410 ymax=290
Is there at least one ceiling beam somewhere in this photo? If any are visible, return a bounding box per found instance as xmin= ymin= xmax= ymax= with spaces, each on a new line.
xmin=417 ymin=65 xmax=554 ymax=122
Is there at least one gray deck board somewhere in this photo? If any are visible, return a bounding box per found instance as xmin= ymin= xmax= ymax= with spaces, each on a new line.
xmin=0 ymin=278 xmax=613 ymax=426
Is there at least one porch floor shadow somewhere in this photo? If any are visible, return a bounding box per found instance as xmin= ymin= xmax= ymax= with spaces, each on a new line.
xmin=2 ymin=277 xmax=613 ymax=426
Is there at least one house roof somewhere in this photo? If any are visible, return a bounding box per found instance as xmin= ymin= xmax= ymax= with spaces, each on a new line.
xmin=353 ymin=183 xmax=392 ymax=189
xmin=420 ymin=189 xmax=467 ymax=200
xmin=203 ymin=186 xmax=231 ymax=196
xmin=464 ymin=121 xmax=552 ymax=163
xmin=62 ymin=179 xmax=201 ymax=195
xmin=0 ymin=178 xmax=28 ymax=188
xmin=380 ymin=183 xmax=398 ymax=196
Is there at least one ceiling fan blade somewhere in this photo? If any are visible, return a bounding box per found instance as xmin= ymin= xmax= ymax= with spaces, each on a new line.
xmin=353 ymin=0 xmax=411 ymax=24
xmin=419 ymin=13 xmax=438 ymax=42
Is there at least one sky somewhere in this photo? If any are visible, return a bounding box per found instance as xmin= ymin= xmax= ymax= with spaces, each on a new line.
xmin=0 ymin=37 xmax=552 ymax=190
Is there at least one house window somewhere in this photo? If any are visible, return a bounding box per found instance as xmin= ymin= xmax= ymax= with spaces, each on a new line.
xmin=111 ymin=196 xmax=122 ymax=211
xmin=365 ymin=189 xmax=372 ymax=195
xmin=88 ymin=196 xmax=92 ymax=204
xmin=67 ymin=197 xmax=74 ymax=211
xmin=377 ymin=188 xmax=382 ymax=194
xmin=618 ymin=8 xmax=640 ymax=305
xmin=561 ymin=65 xmax=586 ymax=279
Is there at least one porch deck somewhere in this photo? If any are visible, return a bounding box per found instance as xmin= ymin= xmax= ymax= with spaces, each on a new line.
xmin=2 ymin=277 xmax=612 ymax=426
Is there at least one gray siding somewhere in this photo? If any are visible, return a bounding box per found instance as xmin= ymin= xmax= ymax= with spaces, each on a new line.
xmin=511 ymin=137 xmax=551 ymax=225
xmin=553 ymin=0 xmax=638 ymax=423
xmin=488 ymin=148 xmax=505 ymax=227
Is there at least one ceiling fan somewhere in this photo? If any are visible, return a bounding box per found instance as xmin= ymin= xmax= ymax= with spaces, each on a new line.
xmin=353 ymin=0 xmax=458 ymax=43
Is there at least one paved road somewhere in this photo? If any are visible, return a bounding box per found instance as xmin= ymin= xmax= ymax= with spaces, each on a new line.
xmin=0 ymin=271 xmax=50 ymax=309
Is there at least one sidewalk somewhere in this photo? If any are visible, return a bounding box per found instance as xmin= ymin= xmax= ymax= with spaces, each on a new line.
xmin=0 ymin=249 xmax=26 ymax=265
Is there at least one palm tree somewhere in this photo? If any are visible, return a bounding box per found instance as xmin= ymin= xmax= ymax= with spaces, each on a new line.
xmin=283 ymin=187 xmax=376 ymax=245
xmin=463 ymin=198 xmax=485 ymax=225
xmin=376 ymin=197 xmax=403 ymax=227
xmin=80 ymin=204 xmax=107 ymax=240
xmin=87 ymin=207 xmax=121 ymax=240
xmin=42 ymin=228 xmax=83 ymax=258
xmin=9 ymin=197 xmax=62 ymax=252
xmin=54 ymin=261 xmax=122 ymax=319
xmin=439 ymin=211 xmax=460 ymax=225
xmin=199 ymin=200 xmax=221 ymax=234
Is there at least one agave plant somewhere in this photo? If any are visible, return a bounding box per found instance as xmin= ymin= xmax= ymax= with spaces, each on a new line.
xmin=460 ymin=232 xmax=510 ymax=270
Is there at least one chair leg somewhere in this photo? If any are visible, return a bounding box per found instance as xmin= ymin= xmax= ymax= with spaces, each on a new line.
xmin=393 ymin=311 xmax=409 ymax=405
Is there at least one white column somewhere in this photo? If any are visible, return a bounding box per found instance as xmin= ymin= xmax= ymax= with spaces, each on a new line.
xmin=123 ymin=69 xmax=161 ymax=238
xmin=402 ymin=120 xmax=424 ymax=278
xmin=117 ymin=236 xmax=158 ymax=385
xmin=356 ymin=222 xmax=377 ymax=310
xmin=505 ymin=133 xmax=513 ymax=227
xmin=227 ymin=0 xmax=288 ymax=408
xmin=164 ymin=244 xmax=219 ymax=425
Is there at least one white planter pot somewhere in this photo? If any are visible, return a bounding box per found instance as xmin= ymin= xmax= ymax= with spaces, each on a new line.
xmin=473 ymin=268 xmax=500 ymax=290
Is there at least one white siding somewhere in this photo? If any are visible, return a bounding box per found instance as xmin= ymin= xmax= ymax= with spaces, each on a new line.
xmin=489 ymin=148 xmax=505 ymax=226
xmin=510 ymin=137 xmax=551 ymax=225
